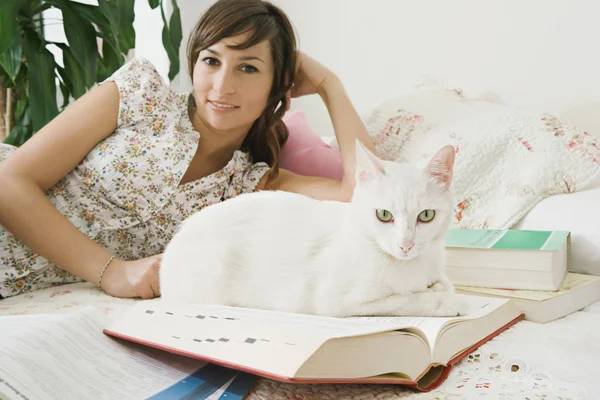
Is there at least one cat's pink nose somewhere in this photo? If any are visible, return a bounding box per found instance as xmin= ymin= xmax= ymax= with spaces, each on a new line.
xmin=399 ymin=241 xmax=414 ymax=254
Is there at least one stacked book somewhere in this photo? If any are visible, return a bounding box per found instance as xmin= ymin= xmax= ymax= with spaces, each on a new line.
xmin=444 ymin=228 xmax=600 ymax=323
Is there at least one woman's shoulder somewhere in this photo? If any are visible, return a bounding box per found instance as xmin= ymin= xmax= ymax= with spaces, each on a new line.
xmin=104 ymin=56 xmax=165 ymax=87
xmin=102 ymin=57 xmax=188 ymax=127
xmin=103 ymin=56 xmax=188 ymax=105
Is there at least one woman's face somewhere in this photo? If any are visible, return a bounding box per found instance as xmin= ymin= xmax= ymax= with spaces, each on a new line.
xmin=192 ymin=31 xmax=274 ymax=137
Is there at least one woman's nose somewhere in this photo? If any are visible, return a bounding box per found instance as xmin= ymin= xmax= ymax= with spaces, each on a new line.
xmin=213 ymin=68 xmax=236 ymax=95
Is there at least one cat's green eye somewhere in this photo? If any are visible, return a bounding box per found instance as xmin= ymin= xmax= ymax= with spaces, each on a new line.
xmin=418 ymin=209 xmax=435 ymax=223
xmin=376 ymin=209 xmax=394 ymax=222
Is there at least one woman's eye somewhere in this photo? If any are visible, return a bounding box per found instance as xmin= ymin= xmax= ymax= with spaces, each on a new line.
xmin=202 ymin=57 xmax=219 ymax=66
xmin=376 ymin=209 xmax=394 ymax=223
xmin=241 ymin=64 xmax=259 ymax=73
xmin=418 ymin=209 xmax=435 ymax=223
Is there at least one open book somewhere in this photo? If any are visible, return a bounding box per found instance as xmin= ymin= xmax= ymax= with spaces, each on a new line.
xmin=104 ymin=295 xmax=524 ymax=392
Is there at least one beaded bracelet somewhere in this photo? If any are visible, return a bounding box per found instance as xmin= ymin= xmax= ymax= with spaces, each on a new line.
xmin=97 ymin=255 xmax=116 ymax=291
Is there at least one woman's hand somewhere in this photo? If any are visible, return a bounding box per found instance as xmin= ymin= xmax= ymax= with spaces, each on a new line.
xmin=100 ymin=254 xmax=162 ymax=299
xmin=283 ymin=51 xmax=375 ymax=199
xmin=285 ymin=52 xmax=338 ymax=109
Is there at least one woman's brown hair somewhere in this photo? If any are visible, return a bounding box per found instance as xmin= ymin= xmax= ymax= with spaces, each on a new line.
xmin=187 ymin=0 xmax=297 ymax=183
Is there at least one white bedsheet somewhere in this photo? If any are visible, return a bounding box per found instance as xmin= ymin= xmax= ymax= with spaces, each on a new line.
xmin=1 ymin=283 xmax=598 ymax=400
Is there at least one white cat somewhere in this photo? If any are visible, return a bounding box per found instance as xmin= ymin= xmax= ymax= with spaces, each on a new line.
xmin=159 ymin=141 xmax=467 ymax=318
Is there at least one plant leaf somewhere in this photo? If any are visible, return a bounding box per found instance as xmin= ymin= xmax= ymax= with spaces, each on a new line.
xmin=56 ymin=43 xmax=87 ymax=99
xmin=118 ymin=0 xmax=136 ymax=53
xmin=97 ymin=0 xmax=135 ymax=57
xmin=13 ymin=94 xmax=28 ymax=123
xmin=5 ymin=124 xmax=28 ymax=146
xmin=0 ymin=20 xmax=23 ymax=82
xmin=5 ymin=122 xmax=31 ymax=146
xmin=69 ymin=1 xmax=109 ymax=29
xmin=2 ymin=61 xmax=27 ymax=89
xmin=5 ymin=84 xmax=31 ymax=146
xmin=148 ymin=0 xmax=159 ymax=10
xmin=55 ymin=63 xmax=72 ymax=109
xmin=0 ymin=66 xmax=15 ymax=88
xmin=160 ymin=0 xmax=181 ymax=81
xmin=96 ymin=0 xmax=120 ymax=54
xmin=0 ymin=0 xmax=25 ymax=54
xmin=97 ymin=39 xmax=124 ymax=82
xmin=21 ymin=0 xmax=42 ymax=17
xmin=55 ymin=64 xmax=72 ymax=92
xmin=22 ymin=28 xmax=59 ymax=132
xmin=58 ymin=78 xmax=70 ymax=109
xmin=69 ymin=1 xmax=126 ymax=85
xmin=161 ymin=25 xmax=176 ymax=78
xmin=167 ymin=0 xmax=182 ymax=80
xmin=45 ymin=0 xmax=98 ymax=88
xmin=70 ymin=0 xmax=120 ymax=55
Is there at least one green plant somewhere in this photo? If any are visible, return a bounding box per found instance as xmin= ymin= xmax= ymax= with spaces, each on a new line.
xmin=0 ymin=0 xmax=182 ymax=146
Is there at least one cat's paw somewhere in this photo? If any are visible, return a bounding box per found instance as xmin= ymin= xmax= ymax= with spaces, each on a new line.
xmin=428 ymin=281 xmax=447 ymax=292
xmin=435 ymin=294 xmax=470 ymax=317
xmin=428 ymin=275 xmax=456 ymax=293
xmin=417 ymin=291 xmax=469 ymax=317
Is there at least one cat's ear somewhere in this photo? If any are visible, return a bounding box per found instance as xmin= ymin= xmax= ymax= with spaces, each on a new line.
xmin=355 ymin=139 xmax=385 ymax=185
xmin=426 ymin=145 xmax=456 ymax=189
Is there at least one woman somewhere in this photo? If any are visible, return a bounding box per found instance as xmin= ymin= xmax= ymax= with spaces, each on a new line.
xmin=0 ymin=0 xmax=374 ymax=300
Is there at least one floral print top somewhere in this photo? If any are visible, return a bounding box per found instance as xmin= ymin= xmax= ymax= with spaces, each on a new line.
xmin=0 ymin=57 xmax=269 ymax=298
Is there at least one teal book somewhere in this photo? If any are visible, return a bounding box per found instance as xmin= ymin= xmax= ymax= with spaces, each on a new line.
xmin=445 ymin=228 xmax=569 ymax=252
xmin=443 ymin=228 xmax=570 ymax=290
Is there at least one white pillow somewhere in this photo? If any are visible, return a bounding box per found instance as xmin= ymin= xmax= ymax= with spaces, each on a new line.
xmin=513 ymin=185 xmax=600 ymax=276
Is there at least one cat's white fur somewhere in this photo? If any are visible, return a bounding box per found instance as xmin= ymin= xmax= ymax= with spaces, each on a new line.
xmin=159 ymin=141 xmax=467 ymax=317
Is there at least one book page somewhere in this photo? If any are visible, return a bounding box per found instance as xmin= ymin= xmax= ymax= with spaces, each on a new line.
xmin=350 ymin=315 xmax=449 ymax=350
xmin=105 ymin=301 xmax=421 ymax=379
xmin=348 ymin=295 xmax=509 ymax=352
xmin=165 ymin=301 xmax=419 ymax=335
xmin=0 ymin=307 xmax=243 ymax=400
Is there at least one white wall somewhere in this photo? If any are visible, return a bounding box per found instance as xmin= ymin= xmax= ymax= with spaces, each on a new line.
xmin=132 ymin=0 xmax=169 ymax=77
xmin=141 ymin=0 xmax=600 ymax=137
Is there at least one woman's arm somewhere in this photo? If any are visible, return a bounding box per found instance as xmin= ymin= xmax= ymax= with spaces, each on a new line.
xmin=260 ymin=52 xmax=375 ymax=201
xmin=0 ymin=82 xmax=159 ymax=298
xmin=317 ymin=74 xmax=376 ymax=190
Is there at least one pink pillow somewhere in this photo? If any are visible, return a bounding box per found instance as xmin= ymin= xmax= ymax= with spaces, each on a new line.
xmin=280 ymin=109 xmax=343 ymax=180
